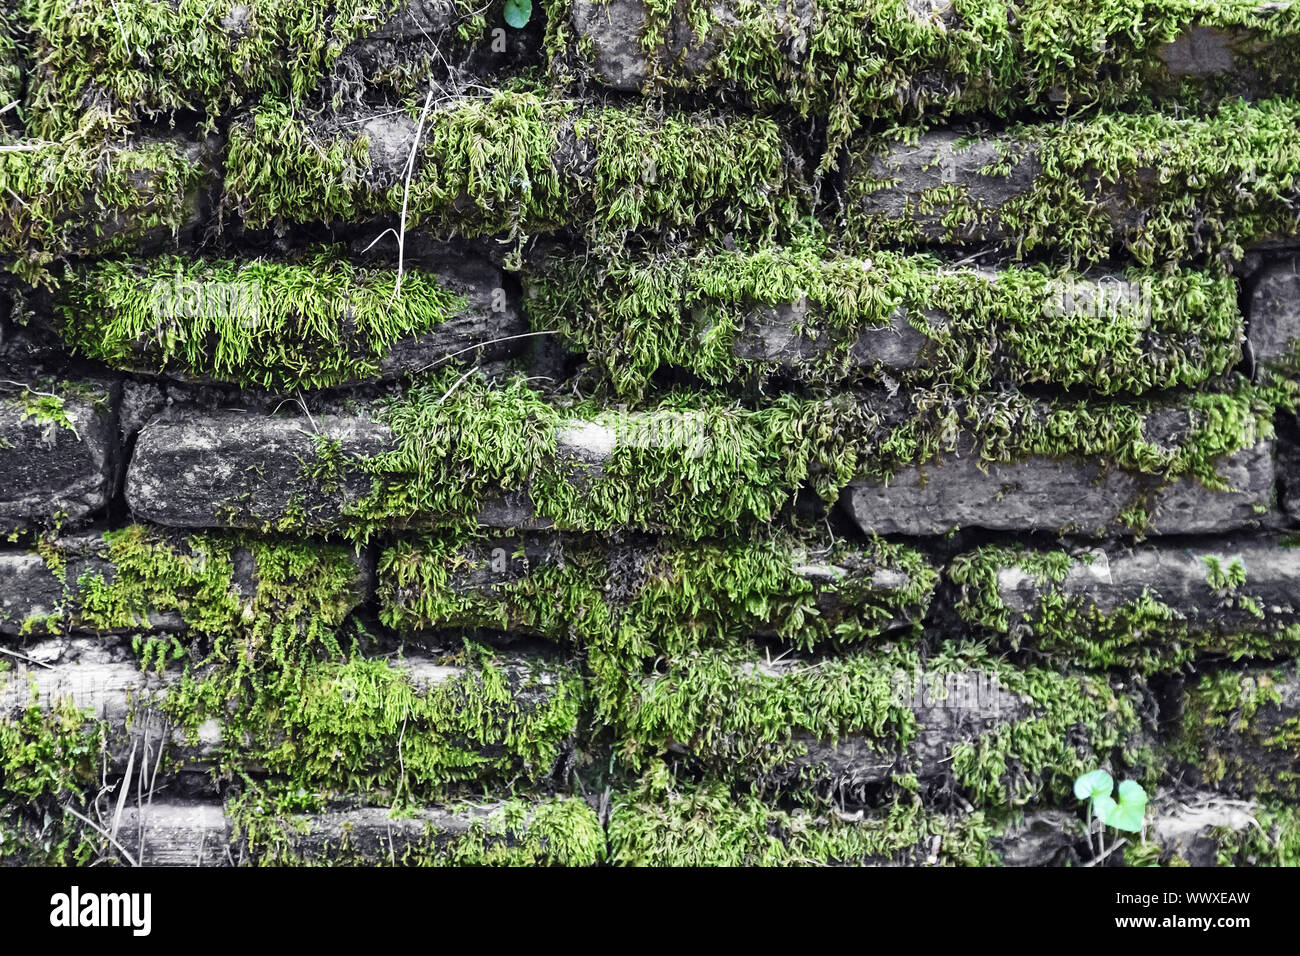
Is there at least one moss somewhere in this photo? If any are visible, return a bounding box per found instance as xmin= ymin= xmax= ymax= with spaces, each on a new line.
xmin=606 ymin=775 xmax=997 ymax=866
xmin=166 ymin=640 xmax=583 ymax=797
xmin=552 ymin=0 xmax=1300 ymax=170
xmin=864 ymin=375 xmax=1286 ymax=491
xmin=294 ymin=368 xmax=855 ymax=539
xmin=379 ymin=530 xmax=936 ymax=717
xmin=1211 ymin=803 xmax=1300 ymax=866
xmin=950 ymin=546 xmax=1300 ymax=672
xmin=18 ymin=0 xmax=456 ymax=136
xmin=0 ymin=4 xmax=25 ymax=127
xmin=19 ymin=525 xmax=358 ymax=639
xmin=617 ymin=640 xmax=1146 ymax=807
xmin=526 ymin=233 xmax=1242 ymax=399
xmin=1174 ymin=666 xmax=1300 ymax=800
xmin=0 ymin=697 xmax=108 ymax=864
xmin=849 ymin=97 xmax=1300 ymax=267
xmin=58 ymin=252 xmax=467 ymax=390
xmin=223 ymin=87 xmax=804 ymax=253
xmin=274 ymin=368 xmax=1287 ymax=540
xmin=230 ymin=787 xmax=606 ymax=866
xmin=0 ymin=130 xmax=206 ymax=279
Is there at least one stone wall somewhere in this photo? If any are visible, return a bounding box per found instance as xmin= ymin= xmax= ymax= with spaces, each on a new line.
xmin=2 ymin=0 xmax=1300 ymax=866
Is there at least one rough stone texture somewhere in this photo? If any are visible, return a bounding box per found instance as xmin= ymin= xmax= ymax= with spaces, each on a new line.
xmin=375 ymin=256 xmax=525 ymax=379
xmin=1250 ymin=255 xmax=1300 ymax=367
xmin=118 ymin=802 xmax=234 ymax=867
xmin=127 ymin=410 xmax=392 ymax=530
xmin=773 ymin=670 xmax=1034 ymax=792
xmin=844 ymin=439 xmax=1275 ymax=537
xmin=568 ymin=0 xmax=758 ymax=92
xmin=733 ymin=302 xmax=933 ymax=371
xmin=0 ymin=381 xmax=117 ymax=532
xmin=992 ymin=790 xmax=1265 ymax=867
xmin=987 ymin=538 xmax=1300 ymax=638
xmin=850 ymin=131 xmax=1043 ymax=243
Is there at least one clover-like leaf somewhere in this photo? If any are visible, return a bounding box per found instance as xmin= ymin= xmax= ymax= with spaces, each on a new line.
xmin=1073 ymin=769 xmax=1113 ymax=802
xmin=504 ymin=0 xmax=532 ymax=28
xmin=1097 ymin=780 xmax=1148 ymax=833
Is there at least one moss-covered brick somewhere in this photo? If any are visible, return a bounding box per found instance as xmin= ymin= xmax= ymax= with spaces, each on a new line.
xmin=606 ymin=780 xmax=997 ymax=866
xmin=171 ymin=642 xmax=584 ymax=797
xmin=126 ymin=371 xmax=861 ymax=538
xmin=1172 ymin=664 xmax=1300 ymax=800
xmin=950 ymin=541 xmax=1300 ymax=672
xmin=525 ymin=236 xmax=1243 ymax=398
xmin=0 ymin=378 xmax=115 ymax=533
xmin=54 ymin=253 xmax=528 ymax=391
xmin=0 ymin=633 xmax=584 ymax=802
xmin=378 ymin=529 xmax=936 ymax=717
xmin=17 ymin=0 xmax=496 ymax=137
xmin=844 ymin=380 xmax=1285 ymax=536
xmin=616 ymin=640 xmax=1152 ymax=808
xmin=222 ymin=90 xmax=804 ymax=251
xmin=0 ymin=525 xmax=369 ymax=638
xmin=846 ymin=97 xmax=1300 ymax=267
xmin=0 ymin=130 xmax=213 ymax=278
xmin=236 ymin=794 xmax=605 ymax=866
xmin=556 ymin=0 xmax=1300 ymax=168
xmin=127 ymin=371 xmax=1291 ymax=539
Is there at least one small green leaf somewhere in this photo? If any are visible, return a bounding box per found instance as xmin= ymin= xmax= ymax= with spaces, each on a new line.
xmin=1097 ymin=780 xmax=1148 ymax=833
xmin=504 ymin=0 xmax=532 ymax=28
xmin=1073 ymin=769 xmax=1113 ymax=801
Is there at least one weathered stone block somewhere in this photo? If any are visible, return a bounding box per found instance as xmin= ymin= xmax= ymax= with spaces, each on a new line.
xmin=0 ymin=527 xmax=371 ymax=637
xmin=377 ymin=532 xmax=937 ymax=650
xmin=1249 ymin=255 xmax=1300 ymax=369
xmin=0 ymin=381 xmax=116 ymax=532
xmin=127 ymin=411 xmax=391 ymax=530
xmin=952 ymin=539 xmax=1300 ymax=670
xmin=1174 ymin=663 xmax=1300 ymax=800
xmin=844 ymin=438 xmax=1275 ymax=537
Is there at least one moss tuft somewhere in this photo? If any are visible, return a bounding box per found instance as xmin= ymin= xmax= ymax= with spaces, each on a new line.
xmin=59 ymin=253 xmax=467 ymax=390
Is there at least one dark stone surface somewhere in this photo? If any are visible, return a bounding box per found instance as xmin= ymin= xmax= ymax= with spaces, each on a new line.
xmin=844 ymin=439 xmax=1275 ymax=537
xmin=127 ymin=409 xmax=391 ymax=530
xmin=0 ymin=382 xmax=116 ymax=532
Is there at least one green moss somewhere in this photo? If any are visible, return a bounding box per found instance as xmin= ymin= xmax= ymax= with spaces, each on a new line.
xmin=230 ymin=787 xmax=605 ymax=866
xmin=0 ymin=131 xmax=206 ymax=279
xmin=223 ymin=88 xmax=803 ymax=253
xmin=0 ymin=5 xmax=25 ymax=126
xmin=166 ymin=640 xmax=583 ymax=797
xmin=866 ymin=376 xmax=1286 ymax=490
xmin=19 ymin=525 xmax=359 ymax=639
xmin=950 ymin=545 xmax=1300 ymax=672
xmin=379 ymin=530 xmax=936 ymax=718
xmin=617 ymin=640 xmax=1146 ymax=807
xmin=1211 ymin=803 xmax=1300 ymax=866
xmin=270 ymin=369 xmax=1287 ymax=540
xmin=606 ymin=776 xmax=997 ymax=866
xmin=849 ymin=97 xmax=1300 ymax=266
xmin=552 ymin=0 xmax=1300 ymax=170
xmin=0 ymin=698 xmax=107 ymax=864
xmin=1174 ymin=666 xmax=1300 ymax=799
xmin=526 ymin=233 xmax=1242 ymax=398
xmin=58 ymin=253 xmax=467 ymax=390
xmin=19 ymin=0 xmax=441 ymax=136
